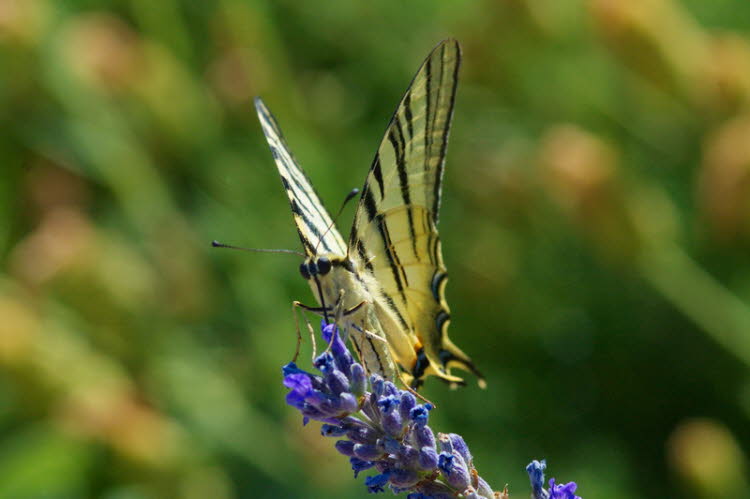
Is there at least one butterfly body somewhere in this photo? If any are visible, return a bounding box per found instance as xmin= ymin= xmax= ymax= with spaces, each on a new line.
xmin=300 ymin=254 xmax=400 ymax=381
xmin=256 ymin=39 xmax=485 ymax=389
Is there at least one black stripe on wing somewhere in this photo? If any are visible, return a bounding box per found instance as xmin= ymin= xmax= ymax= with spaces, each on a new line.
xmin=433 ymin=42 xmax=460 ymax=220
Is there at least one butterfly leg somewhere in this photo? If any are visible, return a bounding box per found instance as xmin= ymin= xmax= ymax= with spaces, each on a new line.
xmin=396 ymin=371 xmax=435 ymax=407
xmin=330 ymin=290 xmax=368 ymax=341
xmin=350 ymin=323 xmax=388 ymax=344
xmin=348 ymin=324 xmax=387 ymax=384
xmin=333 ymin=289 xmax=348 ymax=342
xmin=343 ymin=301 xmax=367 ymax=316
xmin=292 ymin=300 xmax=323 ymax=363
xmin=319 ymin=289 xmax=350 ymax=357
xmin=322 ymin=290 xmax=371 ymax=357
xmin=293 ymin=302 xmax=332 ymax=315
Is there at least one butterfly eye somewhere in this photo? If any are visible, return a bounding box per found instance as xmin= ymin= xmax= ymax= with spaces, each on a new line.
xmin=299 ymin=262 xmax=311 ymax=280
xmin=317 ymin=257 xmax=332 ymax=275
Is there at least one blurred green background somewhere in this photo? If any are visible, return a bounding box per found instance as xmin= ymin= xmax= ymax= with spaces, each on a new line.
xmin=2 ymin=0 xmax=750 ymax=497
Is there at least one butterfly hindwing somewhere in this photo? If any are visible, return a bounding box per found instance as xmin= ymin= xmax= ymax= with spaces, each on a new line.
xmin=349 ymin=39 xmax=484 ymax=387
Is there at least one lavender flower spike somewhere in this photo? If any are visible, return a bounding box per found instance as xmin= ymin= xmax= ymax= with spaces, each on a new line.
xmin=526 ymin=459 xmax=582 ymax=499
xmin=282 ymin=321 xmax=584 ymax=498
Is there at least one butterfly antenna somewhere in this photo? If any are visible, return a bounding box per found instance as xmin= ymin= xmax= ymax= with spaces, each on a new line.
xmin=314 ymin=187 xmax=360 ymax=254
xmin=212 ymin=240 xmax=305 ymax=257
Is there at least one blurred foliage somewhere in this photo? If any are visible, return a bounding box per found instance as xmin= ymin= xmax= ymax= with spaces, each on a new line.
xmin=2 ymin=0 xmax=750 ymax=497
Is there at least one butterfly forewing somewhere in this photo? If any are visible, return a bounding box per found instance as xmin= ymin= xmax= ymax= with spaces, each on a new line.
xmin=254 ymin=97 xmax=399 ymax=382
xmin=254 ymin=97 xmax=347 ymax=257
xmin=349 ymin=39 xmax=484 ymax=387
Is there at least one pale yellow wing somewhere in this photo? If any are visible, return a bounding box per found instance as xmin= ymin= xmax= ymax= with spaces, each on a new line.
xmin=348 ymin=39 xmax=484 ymax=388
xmin=254 ymin=97 xmax=347 ymax=258
xmin=255 ymin=98 xmax=400 ymax=381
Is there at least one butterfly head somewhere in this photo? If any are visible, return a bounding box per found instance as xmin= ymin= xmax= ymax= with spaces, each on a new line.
xmin=299 ymin=255 xmax=359 ymax=324
xmin=299 ymin=255 xmax=356 ymax=281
